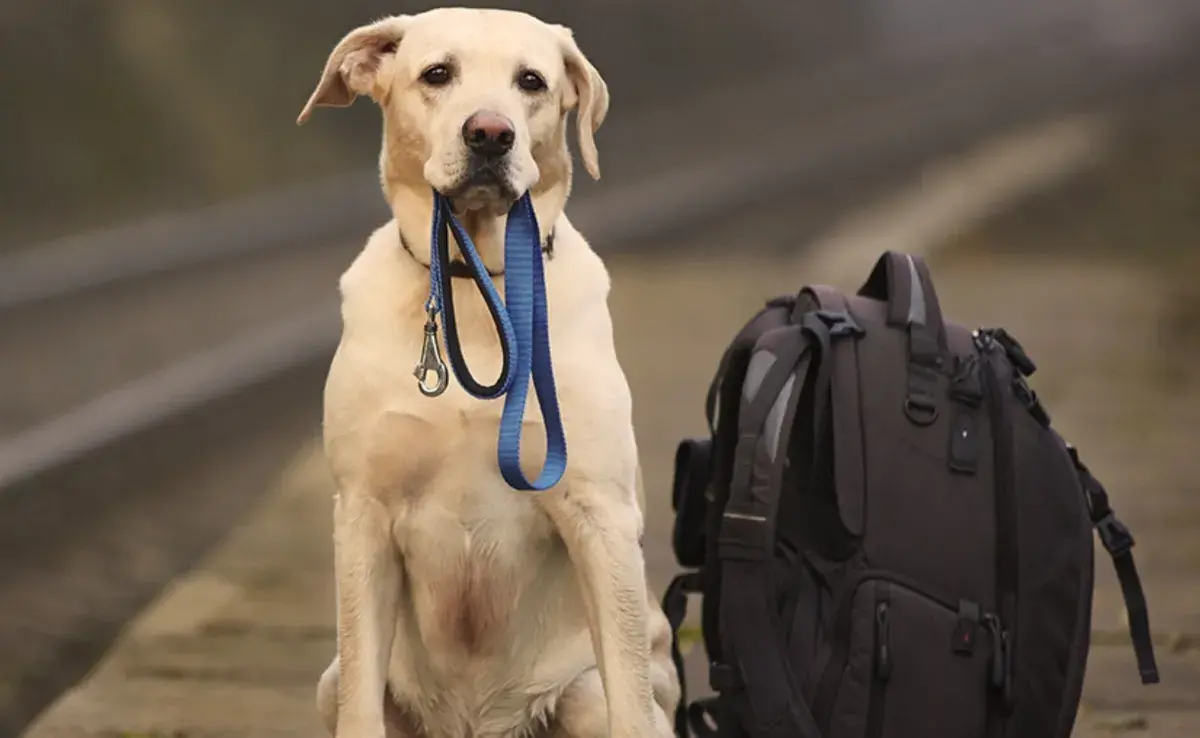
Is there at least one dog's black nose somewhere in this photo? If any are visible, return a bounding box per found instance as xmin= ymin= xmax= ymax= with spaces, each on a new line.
xmin=462 ymin=111 xmax=515 ymax=158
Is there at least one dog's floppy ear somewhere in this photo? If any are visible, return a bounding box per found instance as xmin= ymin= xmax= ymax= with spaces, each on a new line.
xmin=297 ymin=15 xmax=411 ymax=125
xmin=556 ymin=26 xmax=609 ymax=180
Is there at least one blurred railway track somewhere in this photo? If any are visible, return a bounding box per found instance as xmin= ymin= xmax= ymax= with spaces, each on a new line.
xmin=1 ymin=21 xmax=1198 ymax=736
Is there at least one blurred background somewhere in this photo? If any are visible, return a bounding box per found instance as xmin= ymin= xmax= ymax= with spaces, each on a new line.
xmin=2 ymin=1 xmax=1199 ymax=736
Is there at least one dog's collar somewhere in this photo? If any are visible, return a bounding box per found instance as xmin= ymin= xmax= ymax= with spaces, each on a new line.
xmin=399 ymin=227 xmax=554 ymax=279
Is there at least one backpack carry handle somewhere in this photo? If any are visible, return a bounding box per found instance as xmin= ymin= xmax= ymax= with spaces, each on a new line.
xmin=859 ymin=251 xmax=948 ymax=425
xmin=858 ymin=251 xmax=948 ymax=355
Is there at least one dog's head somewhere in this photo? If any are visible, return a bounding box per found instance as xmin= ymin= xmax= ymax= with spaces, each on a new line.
xmin=298 ymin=8 xmax=608 ymax=214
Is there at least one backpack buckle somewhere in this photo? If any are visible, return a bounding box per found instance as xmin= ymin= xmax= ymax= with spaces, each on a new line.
xmin=1012 ymin=376 xmax=1051 ymax=427
xmin=1096 ymin=512 xmax=1135 ymax=557
xmin=992 ymin=327 xmax=1037 ymax=377
xmin=811 ymin=309 xmax=865 ymax=339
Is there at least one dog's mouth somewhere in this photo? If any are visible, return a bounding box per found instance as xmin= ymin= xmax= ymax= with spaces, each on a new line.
xmin=441 ymin=158 xmax=518 ymax=213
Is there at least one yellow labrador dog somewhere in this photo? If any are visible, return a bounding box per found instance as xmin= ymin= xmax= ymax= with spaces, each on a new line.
xmin=297 ymin=8 xmax=679 ymax=738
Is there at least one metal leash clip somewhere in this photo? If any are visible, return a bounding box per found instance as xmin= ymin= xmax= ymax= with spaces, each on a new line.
xmin=413 ymin=305 xmax=448 ymax=397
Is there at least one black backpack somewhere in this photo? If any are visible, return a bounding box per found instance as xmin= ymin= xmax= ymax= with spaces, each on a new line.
xmin=662 ymin=251 xmax=1159 ymax=738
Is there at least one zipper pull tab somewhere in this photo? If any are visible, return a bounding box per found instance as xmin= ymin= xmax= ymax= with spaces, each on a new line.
xmin=874 ymin=601 xmax=892 ymax=681
xmin=952 ymin=599 xmax=981 ymax=655
xmin=983 ymin=613 xmax=1013 ymax=708
xmin=413 ymin=309 xmax=449 ymax=397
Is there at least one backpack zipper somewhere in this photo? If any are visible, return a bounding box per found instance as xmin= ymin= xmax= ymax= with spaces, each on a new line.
xmin=867 ymin=586 xmax=892 ymax=738
xmin=977 ymin=330 xmax=1018 ymax=718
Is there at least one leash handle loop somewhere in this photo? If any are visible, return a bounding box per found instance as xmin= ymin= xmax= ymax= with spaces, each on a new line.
xmin=496 ymin=194 xmax=568 ymax=490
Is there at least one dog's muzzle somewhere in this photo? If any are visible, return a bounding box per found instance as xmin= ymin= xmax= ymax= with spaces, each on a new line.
xmin=456 ymin=110 xmax=517 ymax=198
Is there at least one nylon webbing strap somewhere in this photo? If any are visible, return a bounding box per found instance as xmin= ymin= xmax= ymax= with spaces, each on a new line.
xmin=431 ymin=195 xmax=516 ymax=398
xmin=1069 ymin=445 xmax=1160 ymax=684
xmin=494 ymin=195 xmax=567 ymax=490
xmin=662 ymin=572 xmax=701 ymax=738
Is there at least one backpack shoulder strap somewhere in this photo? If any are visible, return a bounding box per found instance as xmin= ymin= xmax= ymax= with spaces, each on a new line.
xmin=715 ymin=307 xmax=864 ymax=738
xmin=688 ymin=296 xmax=799 ymax=704
xmin=718 ymin=323 xmax=820 ymax=738
xmin=803 ymin=285 xmax=867 ymax=536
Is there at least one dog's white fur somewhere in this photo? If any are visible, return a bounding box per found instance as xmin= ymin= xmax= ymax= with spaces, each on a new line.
xmin=299 ymin=8 xmax=679 ymax=738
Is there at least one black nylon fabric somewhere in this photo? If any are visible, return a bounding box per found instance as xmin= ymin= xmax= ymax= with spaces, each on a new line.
xmin=661 ymin=251 xmax=1158 ymax=738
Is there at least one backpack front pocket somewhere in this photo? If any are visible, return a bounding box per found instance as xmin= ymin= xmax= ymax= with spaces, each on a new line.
xmin=814 ymin=573 xmax=999 ymax=738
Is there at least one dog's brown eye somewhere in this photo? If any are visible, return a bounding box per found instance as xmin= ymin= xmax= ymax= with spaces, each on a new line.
xmin=421 ymin=64 xmax=452 ymax=86
xmin=517 ymin=70 xmax=547 ymax=93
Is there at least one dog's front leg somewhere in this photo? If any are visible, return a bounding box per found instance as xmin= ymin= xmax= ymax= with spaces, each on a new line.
xmin=543 ymin=476 xmax=656 ymax=738
xmin=333 ymin=491 xmax=400 ymax=738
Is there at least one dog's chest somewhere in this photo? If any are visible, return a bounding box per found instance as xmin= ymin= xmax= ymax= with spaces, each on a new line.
xmin=394 ymin=474 xmax=562 ymax=658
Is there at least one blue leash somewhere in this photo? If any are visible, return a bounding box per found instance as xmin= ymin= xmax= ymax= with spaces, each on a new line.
xmin=412 ymin=191 xmax=567 ymax=491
